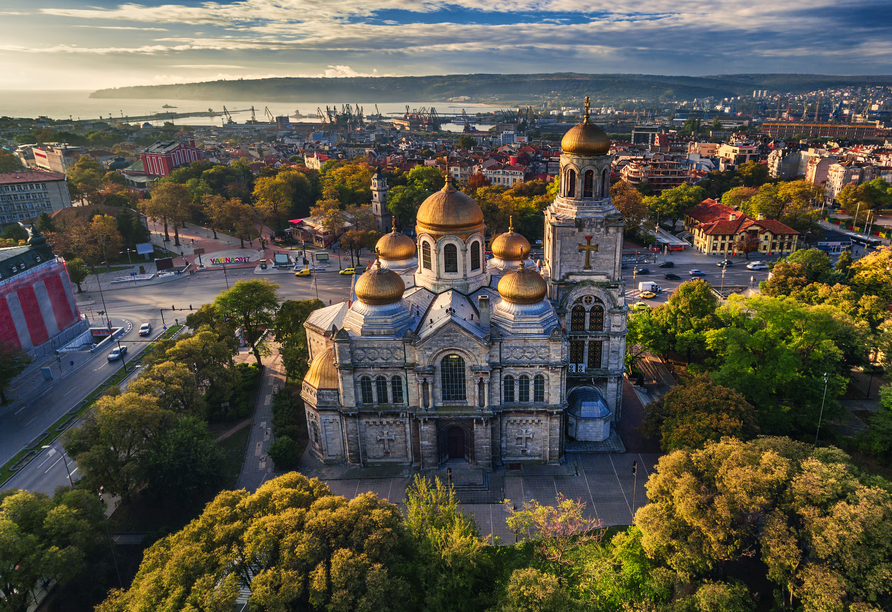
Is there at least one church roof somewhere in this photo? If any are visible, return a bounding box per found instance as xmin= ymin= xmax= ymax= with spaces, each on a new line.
xmin=411 ymin=289 xmax=491 ymax=341
xmin=305 ymin=302 xmax=349 ymax=333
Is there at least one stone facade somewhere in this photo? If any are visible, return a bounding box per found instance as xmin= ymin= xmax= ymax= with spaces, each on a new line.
xmin=302 ymin=119 xmax=627 ymax=468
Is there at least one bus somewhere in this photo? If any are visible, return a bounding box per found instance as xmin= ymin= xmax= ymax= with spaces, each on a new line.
xmin=815 ymin=240 xmax=852 ymax=255
xmin=845 ymin=233 xmax=883 ymax=248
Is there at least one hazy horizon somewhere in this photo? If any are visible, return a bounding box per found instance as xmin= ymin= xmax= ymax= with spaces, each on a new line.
xmin=2 ymin=0 xmax=891 ymax=92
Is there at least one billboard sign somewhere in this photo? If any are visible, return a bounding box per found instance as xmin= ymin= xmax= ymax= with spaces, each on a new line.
xmin=135 ymin=242 xmax=154 ymax=255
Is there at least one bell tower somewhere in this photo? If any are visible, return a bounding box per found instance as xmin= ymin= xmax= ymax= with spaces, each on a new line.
xmin=542 ymin=96 xmax=627 ymax=423
xmin=371 ymin=170 xmax=391 ymax=233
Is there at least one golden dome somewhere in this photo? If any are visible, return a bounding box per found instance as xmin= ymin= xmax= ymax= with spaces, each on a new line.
xmin=415 ymin=174 xmax=484 ymax=236
xmin=561 ymin=96 xmax=610 ymax=157
xmin=305 ymin=347 xmax=338 ymax=390
xmin=355 ymin=260 xmax=405 ymax=305
xmin=490 ymin=217 xmax=530 ymax=261
xmin=375 ymin=221 xmax=417 ymax=261
xmin=498 ymin=261 xmax=547 ymax=305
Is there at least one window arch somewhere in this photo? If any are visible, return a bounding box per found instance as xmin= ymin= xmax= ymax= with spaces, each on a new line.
xmin=566 ymin=169 xmax=576 ymax=197
xmin=360 ymin=376 xmax=373 ymax=404
xmin=470 ymin=241 xmax=481 ymax=271
xmin=376 ymin=376 xmax=389 ymax=404
xmin=602 ymin=168 xmax=610 ymax=197
xmin=504 ymin=375 xmax=515 ymax=403
xmin=588 ymin=341 xmax=603 ymax=369
xmin=583 ymin=170 xmax=594 ymax=198
xmin=443 ymin=243 xmax=458 ymax=273
xmin=441 ymin=354 xmax=466 ymax=401
xmin=570 ymin=305 xmax=586 ymax=332
xmin=589 ymin=304 xmax=604 ymax=331
xmin=478 ymin=379 xmax=485 ymax=407
xmin=422 ymin=379 xmax=430 ymax=408
xmin=519 ymin=375 xmax=530 ymax=402
xmin=422 ymin=241 xmax=432 ymax=270
xmin=391 ymin=376 xmax=404 ymax=405
xmin=534 ymin=375 xmax=546 ymax=403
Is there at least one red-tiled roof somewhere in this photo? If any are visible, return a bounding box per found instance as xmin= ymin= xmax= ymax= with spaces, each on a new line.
xmin=0 ymin=171 xmax=66 ymax=184
xmin=687 ymin=198 xmax=798 ymax=236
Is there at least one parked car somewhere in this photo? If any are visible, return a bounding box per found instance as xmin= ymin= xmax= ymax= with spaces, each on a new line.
xmin=138 ymin=323 xmax=152 ymax=336
xmin=635 ymin=268 xmax=650 ymax=275
xmin=339 ymin=267 xmax=356 ymax=275
xmin=658 ymin=261 xmax=675 ymax=268
xmin=717 ymin=259 xmax=734 ymax=267
xmin=107 ymin=346 xmax=128 ymax=362
xmin=631 ymin=301 xmax=650 ymax=311
xmin=640 ymin=291 xmax=657 ymax=299
xmin=663 ymin=273 xmax=681 ymax=280
xmin=746 ymin=261 xmax=770 ymax=270
xmin=689 ymin=269 xmax=706 ymax=276
xmin=295 ymin=268 xmax=312 ymax=277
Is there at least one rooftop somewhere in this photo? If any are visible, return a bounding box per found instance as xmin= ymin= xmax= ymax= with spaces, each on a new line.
xmin=0 ymin=171 xmax=66 ymax=184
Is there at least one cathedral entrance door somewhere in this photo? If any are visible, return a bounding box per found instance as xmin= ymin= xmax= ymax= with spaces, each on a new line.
xmin=447 ymin=427 xmax=465 ymax=459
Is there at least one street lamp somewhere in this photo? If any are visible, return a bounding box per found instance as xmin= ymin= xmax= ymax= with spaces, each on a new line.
xmin=41 ymin=445 xmax=73 ymax=487
xmin=814 ymin=372 xmax=830 ymax=446
xmin=720 ymin=264 xmax=727 ymax=296
xmin=94 ymin=264 xmax=112 ymax=331
xmin=115 ymin=338 xmax=129 ymax=373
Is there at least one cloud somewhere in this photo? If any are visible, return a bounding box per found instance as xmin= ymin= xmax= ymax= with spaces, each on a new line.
xmin=73 ymin=25 xmax=168 ymax=30
xmin=171 ymin=64 xmax=247 ymax=68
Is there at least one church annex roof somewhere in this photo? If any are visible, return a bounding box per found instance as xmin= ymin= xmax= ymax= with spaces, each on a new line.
xmin=305 ymin=302 xmax=349 ymax=334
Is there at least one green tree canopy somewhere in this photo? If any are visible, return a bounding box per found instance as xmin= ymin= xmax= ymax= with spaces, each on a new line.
xmin=215 ymin=280 xmax=280 ymax=366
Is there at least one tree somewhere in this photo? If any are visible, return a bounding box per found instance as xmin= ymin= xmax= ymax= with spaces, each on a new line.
xmin=320 ymin=163 xmax=374 ymax=207
xmin=0 ymin=224 xmax=28 ymax=242
xmin=784 ymin=248 xmax=833 ymax=283
xmin=35 ymin=212 xmax=55 ymax=234
xmin=647 ymin=183 xmax=706 ymax=229
xmin=759 ymin=262 xmax=809 ymax=297
xmin=506 ymin=494 xmax=603 ymax=580
xmin=0 ymin=489 xmax=107 ymax=612
xmin=89 ymin=214 xmax=123 ymax=273
xmin=610 ymin=180 xmax=652 ymax=238
xmin=65 ymin=258 xmax=89 ymax=293
xmin=267 ymin=435 xmax=300 ymax=469
xmin=636 ymin=438 xmax=892 ymax=609
xmin=0 ymin=343 xmax=31 ymax=405
xmin=456 ymin=135 xmax=476 ymax=149
xmin=641 ymin=375 xmax=758 ymax=451
xmin=141 ymin=416 xmax=225 ymax=503
xmin=0 ymin=151 xmax=22 ymax=173
xmin=849 ymin=246 xmax=892 ymax=303
xmin=732 ymin=231 xmax=761 ymax=259
xmin=253 ymin=169 xmax=313 ymax=230
xmin=215 ymin=280 xmax=280 ymax=366
xmin=66 ymin=157 xmax=104 ymax=205
xmin=141 ymin=182 xmax=191 ymax=246
xmin=720 ymin=186 xmax=759 ymax=209
xmin=228 ymin=198 xmax=260 ymax=248
xmin=635 ymin=279 xmax=720 ymax=362
xmin=97 ymin=474 xmax=414 ymax=612
xmin=276 ymin=299 xmax=324 ymax=380
xmin=499 ymin=568 xmax=579 ymax=612
xmin=127 ymin=361 xmax=203 ymax=416
xmin=63 ymin=393 xmax=176 ymax=501
xmin=464 ymin=173 xmax=491 ymax=195
xmin=736 ymin=160 xmax=770 ymax=188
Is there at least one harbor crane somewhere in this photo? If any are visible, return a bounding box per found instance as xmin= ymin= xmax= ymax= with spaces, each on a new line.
xmin=222 ymin=106 xmax=235 ymax=125
xmin=264 ymin=106 xmax=275 ymax=123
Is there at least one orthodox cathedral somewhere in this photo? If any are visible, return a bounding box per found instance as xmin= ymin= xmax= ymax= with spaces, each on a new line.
xmin=302 ymin=100 xmax=628 ymax=469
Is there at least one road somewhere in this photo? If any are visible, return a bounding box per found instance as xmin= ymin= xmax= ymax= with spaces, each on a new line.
xmin=623 ymin=259 xmax=772 ymax=305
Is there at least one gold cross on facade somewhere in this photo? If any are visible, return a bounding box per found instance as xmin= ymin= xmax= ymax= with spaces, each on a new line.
xmin=578 ymin=235 xmax=598 ymax=269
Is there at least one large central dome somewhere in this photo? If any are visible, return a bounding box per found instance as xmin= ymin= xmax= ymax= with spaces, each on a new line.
xmin=415 ymin=175 xmax=484 ymax=237
xmin=561 ymin=96 xmax=610 ymax=157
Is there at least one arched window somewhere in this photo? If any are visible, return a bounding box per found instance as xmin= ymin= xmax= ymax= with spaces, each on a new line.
xmin=470 ymin=241 xmax=481 ymax=271
xmin=478 ymin=379 xmax=485 ymax=407
xmin=443 ymin=243 xmax=458 ymax=273
xmin=589 ymin=304 xmax=604 ymax=331
xmin=534 ymin=375 xmax=546 ymax=403
xmin=570 ymin=305 xmax=586 ymax=332
xmin=583 ymin=170 xmax=594 ymax=198
xmin=422 ymin=242 xmax=432 ymax=270
xmin=588 ymin=340 xmax=603 ymax=369
xmin=391 ymin=376 xmax=404 ymax=405
xmin=441 ymin=354 xmax=466 ymax=401
xmin=422 ymin=379 xmax=430 ymax=408
xmin=360 ymin=376 xmax=373 ymax=404
xmin=504 ymin=375 xmax=515 ymax=403
xmin=602 ymin=168 xmax=610 ymax=197
xmin=519 ymin=375 xmax=530 ymax=402
xmin=376 ymin=376 xmax=389 ymax=404
xmin=566 ymin=169 xmax=576 ymax=197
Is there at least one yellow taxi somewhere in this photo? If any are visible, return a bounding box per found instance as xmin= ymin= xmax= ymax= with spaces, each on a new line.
xmin=294 ymin=268 xmax=312 ymax=277
xmin=640 ymin=291 xmax=657 ymax=299
xmin=339 ymin=267 xmax=356 ymax=275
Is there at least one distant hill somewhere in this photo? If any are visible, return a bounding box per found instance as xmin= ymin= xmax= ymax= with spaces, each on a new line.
xmin=90 ymin=73 xmax=892 ymax=104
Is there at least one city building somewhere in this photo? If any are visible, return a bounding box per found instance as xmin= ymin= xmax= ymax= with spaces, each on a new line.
xmin=483 ymin=164 xmax=526 ymax=187
xmin=716 ymin=144 xmax=759 ymax=171
xmin=825 ymin=161 xmax=880 ymax=201
xmin=619 ymin=155 xmax=691 ymax=193
xmin=300 ymin=101 xmax=627 ymax=468
xmin=140 ymin=140 xmax=203 ymax=177
xmin=684 ymin=199 xmax=799 ymax=256
xmin=761 ymin=122 xmax=882 ymax=140
xmin=32 ymin=145 xmax=84 ymax=173
xmin=0 ymin=228 xmax=86 ymax=358
xmin=0 ymin=171 xmax=72 ymax=224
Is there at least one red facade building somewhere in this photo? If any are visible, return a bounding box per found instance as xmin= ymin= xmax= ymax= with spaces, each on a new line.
xmin=140 ymin=140 xmax=203 ymax=177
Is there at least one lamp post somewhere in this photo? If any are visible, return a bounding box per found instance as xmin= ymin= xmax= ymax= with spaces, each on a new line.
xmin=115 ymin=338 xmax=129 ymax=373
xmin=720 ymin=264 xmax=727 ymax=296
xmin=94 ymin=264 xmax=112 ymax=331
xmin=41 ymin=445 xmax=73 ymax=487
xmin=221 ymin=261 xmax=230 ymax=289
xmin=814 ymin=372 xmax=830 ymax=446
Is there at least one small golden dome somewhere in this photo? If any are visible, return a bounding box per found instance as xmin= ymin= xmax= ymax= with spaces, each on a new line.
xmin=561 ymin=96 xmax=610 ymax=157
xmin=490 ymin=217 xmax=530 ymax=261
xmin=375 ymin=221 xmax=417 ymax=261
xmin=355 ymin=260 xmax=405 ymax=305
xmin=305 ymin=347 xmax=338 ymax=390
xmin=415 ymin=174 xmax=484 ymax=236
xmin=498 ymin=261 xmax=547 ymax=305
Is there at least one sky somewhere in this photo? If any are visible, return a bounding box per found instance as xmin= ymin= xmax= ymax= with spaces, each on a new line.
xmin=1 ymin=0 xmax=891 ymax=90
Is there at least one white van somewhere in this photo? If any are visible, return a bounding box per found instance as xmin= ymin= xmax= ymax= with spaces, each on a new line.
xmin=638 ymin=281 xmax=661 ymax=293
